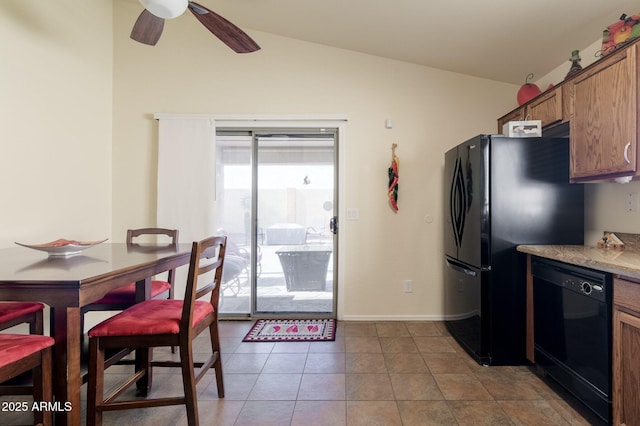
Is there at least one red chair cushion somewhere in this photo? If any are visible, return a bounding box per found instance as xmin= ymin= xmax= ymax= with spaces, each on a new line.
xmin=0 ymin=302 xmax=45 ymax=323
xmin=88 ymin=299 xmax=214 ymax=338
xmin=0 ymin=334 xmax=54 ymax=369
xmin=92 ymin=281 xmax=171 ymax=305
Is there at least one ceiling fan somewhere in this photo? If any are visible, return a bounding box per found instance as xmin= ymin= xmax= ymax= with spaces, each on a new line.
xmin=130 ymin=0 xmax=260 ymax=53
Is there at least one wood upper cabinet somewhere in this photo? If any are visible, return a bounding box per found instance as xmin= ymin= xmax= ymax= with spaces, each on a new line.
xmin=497 ymin=107 xmax=525 ymax=133
xmin=497 ymin=87 xmax=563 ymax=133
xmin=613 ymin=277 xmax=640 ymax=426
xmin=527 ymin=87 xmax=563 ymax=128
xmin=569 ymin=44 xmax=638 ymax=181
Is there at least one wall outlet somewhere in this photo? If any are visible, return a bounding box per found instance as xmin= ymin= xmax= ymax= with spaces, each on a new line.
xmin=403 ymin=280 xmax=413 ymax=293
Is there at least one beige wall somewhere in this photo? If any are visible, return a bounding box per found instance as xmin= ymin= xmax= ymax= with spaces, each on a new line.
xmin=12 ymin=2 xmax=633 ymax=320
xmin=112 ymin=2 xmax=517 ymax=319
xmin=0 ymin=1 xmax=113 ymax=247
xmin=2 ymin=4 xmax=637 ymax=322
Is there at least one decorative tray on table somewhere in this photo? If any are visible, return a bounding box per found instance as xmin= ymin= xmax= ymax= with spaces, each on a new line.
xmin=15 ymin=238 xmax=108 ymax=256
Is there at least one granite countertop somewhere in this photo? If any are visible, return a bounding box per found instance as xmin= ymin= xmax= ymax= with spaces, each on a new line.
xmin=517 ymin=244 xmax=640 ymax=280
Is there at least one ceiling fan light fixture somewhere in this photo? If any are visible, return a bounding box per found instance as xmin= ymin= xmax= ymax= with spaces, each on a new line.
xmin=139 ymin=0 xmax=188 ymax=19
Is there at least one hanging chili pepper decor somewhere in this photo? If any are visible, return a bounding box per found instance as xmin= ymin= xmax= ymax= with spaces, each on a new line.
xmin=388 ymin=143 xmax=399 ymax=212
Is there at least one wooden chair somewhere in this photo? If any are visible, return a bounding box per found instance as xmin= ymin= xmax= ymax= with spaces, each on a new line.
xmin=82 ymin=228 xmax=179 ymax=353
xmin=84 ymin=228 xmax=179 ymax=311
xmin=86 ymin=235 xmax=227 ymax=426
xmin=0 ymin=302 xmax=45 ymax=335
xmin=0 ymin=334 xmax=55 ymax=426
xmin=0 ymin=301 xmax=47 ymax=399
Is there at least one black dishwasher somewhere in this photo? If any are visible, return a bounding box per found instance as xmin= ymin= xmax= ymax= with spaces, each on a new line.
xmin=531 ymin=257 xmax=612 ymax=424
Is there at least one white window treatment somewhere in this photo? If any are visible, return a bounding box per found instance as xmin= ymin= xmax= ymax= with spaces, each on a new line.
xmin=156 ymin=116 xmax=217 ymax=244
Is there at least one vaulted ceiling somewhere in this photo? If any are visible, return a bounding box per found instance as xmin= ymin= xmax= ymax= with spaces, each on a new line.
xmin=158 ymin=0 xmax=639 ymax=84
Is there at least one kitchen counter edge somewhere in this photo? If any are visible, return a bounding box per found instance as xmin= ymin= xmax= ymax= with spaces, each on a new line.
xmin=517 ymin=245 xmax=640 ymax=281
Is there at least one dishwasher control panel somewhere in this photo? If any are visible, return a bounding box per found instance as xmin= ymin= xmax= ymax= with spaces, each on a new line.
xmin=532 ymin=257 xmax=610 ymax=303
xmin=562 ymin=277 xmax=603 ymax=296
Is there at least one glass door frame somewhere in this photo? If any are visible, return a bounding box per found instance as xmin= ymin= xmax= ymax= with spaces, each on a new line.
xmin=253 ymin=130 xmax=337 ymax=318
xmin=215 ymin=117 xmax=345 ymax=320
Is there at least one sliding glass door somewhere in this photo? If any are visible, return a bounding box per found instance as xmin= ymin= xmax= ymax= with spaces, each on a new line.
xmin=216 ymin=129 xmax=337 ymax=318
xmin=215 ymin=133 xmax=253 ymax=315
xmin=255 ymin=133 xmax=335 ymax=315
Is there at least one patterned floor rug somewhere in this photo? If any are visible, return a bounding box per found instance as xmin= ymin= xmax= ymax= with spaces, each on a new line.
xmin=242 ymin=318 xmax=336 ymax=342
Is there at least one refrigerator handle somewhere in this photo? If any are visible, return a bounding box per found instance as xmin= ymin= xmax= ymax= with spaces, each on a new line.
xmin=450 ymin=156 xmax=466 ymax=248
xmin=446 ymin=259 xmax=477 ymax=277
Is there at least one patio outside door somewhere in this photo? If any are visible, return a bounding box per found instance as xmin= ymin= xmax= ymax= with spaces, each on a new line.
xmin=215 ymin=129 xmax=337 ymax=318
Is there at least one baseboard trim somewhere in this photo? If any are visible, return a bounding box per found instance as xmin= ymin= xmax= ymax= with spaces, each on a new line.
xmin=339 ymin=314 xmax=445 ymax=321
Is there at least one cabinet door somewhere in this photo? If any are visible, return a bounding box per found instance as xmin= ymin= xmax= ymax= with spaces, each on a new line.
xmin=526 ymin=87 xmax=562 ymax=127
xmin=562 ymin=83 xmax=574 ymax=123
xmin=497 ymin=88 xmax=563 ymax=134
xmin=613 ymin=277 xmax=640 ymax=426
xmin=497 ymin=107 xmax=525 ymax=133
xmin=613 ymin=308 xmax=640 ymax=426
xmin=570 ymin=45 xmax=637 ymax=180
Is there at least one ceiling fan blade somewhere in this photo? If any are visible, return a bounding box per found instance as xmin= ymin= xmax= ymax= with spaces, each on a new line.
xmin=130 ymin=9 xmax=165 ymax=46
xmin=188 ymin=2 xmax=260 ymax=53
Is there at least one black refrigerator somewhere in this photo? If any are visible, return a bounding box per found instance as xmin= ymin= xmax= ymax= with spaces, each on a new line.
xmin=443 ymin=134 xmax=584 ymax=366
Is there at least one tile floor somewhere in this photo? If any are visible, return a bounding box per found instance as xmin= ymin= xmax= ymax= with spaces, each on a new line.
xmin=1 ymin=320 xmax=606 ymax=425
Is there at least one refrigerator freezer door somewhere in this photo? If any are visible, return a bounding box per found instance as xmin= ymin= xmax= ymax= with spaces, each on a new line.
xmin=444 ymin=256 xmax=489 ymax=364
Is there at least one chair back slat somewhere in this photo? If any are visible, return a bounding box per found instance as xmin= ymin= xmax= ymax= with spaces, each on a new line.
xmin=195 ymin=283 xmax=215 ymax=300
xmin=126 ymin=228 xmax=180 ymax=291
xmin=127 ymin=228 xmax=179 ymax=244
xmin=181 ymin=236 xmax=226 ymax=330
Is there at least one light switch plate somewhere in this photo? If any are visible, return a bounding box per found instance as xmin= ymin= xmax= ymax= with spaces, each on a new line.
xmin=626 ymin=192 xmax=638 ymax=212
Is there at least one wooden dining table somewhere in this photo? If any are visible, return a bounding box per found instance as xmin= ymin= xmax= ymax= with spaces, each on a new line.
xmin=0 ymin=242 xmax=193 ymax=425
